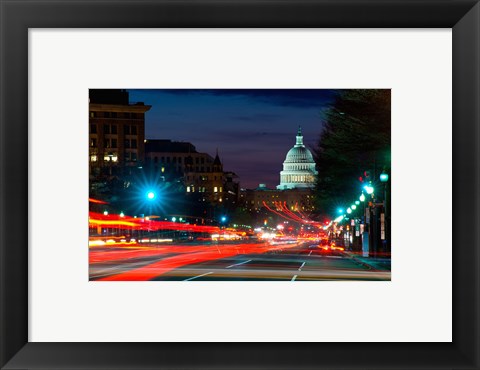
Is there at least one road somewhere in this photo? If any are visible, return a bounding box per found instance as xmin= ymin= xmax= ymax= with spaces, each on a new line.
xmin=89 ymin=241 xmax=391 ymax=281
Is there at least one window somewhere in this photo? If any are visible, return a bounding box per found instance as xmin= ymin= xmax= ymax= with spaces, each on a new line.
xmin=124 ymin=139 xmax=130 ymax=148
xmin=195 ymin=157 xmax=199 ymax=164
xmin=131 ymin=152 xmax=137 ymax=162
xmin=90 ymin=138 xmax=97 ymax=147
xmin=124 ymin=125 xmax=130 ymax=135
xmin=90 ymin=124 xmax=97 ymax=133
xmin=131 ymin=139 xmax=137 ymax=149
xmin=90 ymin=112 xmax=96 ymax=118
xmin=104 ymin=112 xmax=111 ymax=118
xmin=214 ymin=187 xmax=218 ymax=193
xmin=104 ymin=152 xmax=118 ymax=162
xmin=173 ymin=157 xmax=177 ymax=164
xmin=111 ymin=139 xmax=117 ymax=148
xmin=154 ymin=157 xmax=158 ymax=163
xmin=111 ymin=112 xmax=117 ymax=118
xmin=90 ymin=155 xmax=97 ymax=162
xmin=111 ymin=125 xmax=117 ymax=134
xmin=178 ymin=157 xmax=182 ymax=164
xmin=104 ymin=139 xmax=110 ymax=148
xmin=103 ymin=124 xmax=110 ymax=134
xmin=131 ymin=125 xmax=137 ymax=135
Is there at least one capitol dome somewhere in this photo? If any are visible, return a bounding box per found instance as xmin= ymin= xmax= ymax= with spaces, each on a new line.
xmin=277 ymin=127 xmax=318 ymax=190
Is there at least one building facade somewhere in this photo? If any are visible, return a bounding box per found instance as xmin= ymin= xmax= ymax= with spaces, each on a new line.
xmin=241 ymin=184 xmax=316 ymax=213
xmin=277 ymin=126 xmax=318 ymax=190
xmin=145 ymin=140 xmax=232 ymax=205
xmin=89 ymin=89 xmax=151 ymax=177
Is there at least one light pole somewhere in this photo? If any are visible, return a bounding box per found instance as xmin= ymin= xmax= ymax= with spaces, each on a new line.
xmin=380 ymin=171 xmax=389 ymax=256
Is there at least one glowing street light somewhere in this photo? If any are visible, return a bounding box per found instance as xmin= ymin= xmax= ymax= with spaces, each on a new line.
xmin=171 ymin=217 xmax=177 ymax=222
xmin=146 ymin=191 xmax=156 ymax=200
xmin=360 ymin=193 xmax=366 ymax=202
xmin=364 ymin=184 xmax=374 ymax=195
xmin=380 ymin=172 xmax=389 ymax=182
xmin=103 ymin=210 xmax=108 ymax=216
xmin=351 ymin=204 xmax=357 ymax=210
xmin=347 ymin=208 xmax=352 ymax=214
xmin=355 ymin=201 xmax=360 ymax=205
xmin=337 ymin=208 xmax=344 ymax=214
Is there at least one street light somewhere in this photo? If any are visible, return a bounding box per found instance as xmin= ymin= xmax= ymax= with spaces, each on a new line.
xmin=355 ymin=201 xmax=360 ymax=205
xmin=380 ymin=170 xmax=389 ymax=255
xmin=364 ymin=184 xmax=374 ymax=195
xmin=337 ymin=208 xmax=344 ymax=214
xmin=351 ymin=204 xmax=357 ymax=210
xmin=380 ymin=172 xmax=389 ymax=183
xmin=146 ymin=191 xmax=156 ymax=200
xmin=360 ymin=193 xmax=366 ymax=202
xmin=347 ymin=208 xmax=352 ymax=214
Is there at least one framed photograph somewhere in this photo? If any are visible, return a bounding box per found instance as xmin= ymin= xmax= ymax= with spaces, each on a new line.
xmin=1 ymin=0 xmax=479 ymax=369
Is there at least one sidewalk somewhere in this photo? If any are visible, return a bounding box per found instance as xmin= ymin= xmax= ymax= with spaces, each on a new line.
xmin=344 ymin=252 xmax=391 ymax=271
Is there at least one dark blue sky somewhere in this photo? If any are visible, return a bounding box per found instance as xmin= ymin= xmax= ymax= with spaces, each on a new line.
xmin=128 ymin=89 xmax=337 ymax=189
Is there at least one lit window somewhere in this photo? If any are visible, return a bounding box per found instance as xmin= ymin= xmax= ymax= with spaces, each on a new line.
xmin=90 ymin=155 xmax=97 ymax=162
xmin=214 ymin=187 xmax=218 ymax=192
xmin=219 ymin=187 xmax=223 ymax=192
xmin=104 ymin=153 xmax=118 ymax=162
xmin=161 ymin=167 xmax=165 ymax=173
xmin=187 ymin=187 xmax=191 ymax=192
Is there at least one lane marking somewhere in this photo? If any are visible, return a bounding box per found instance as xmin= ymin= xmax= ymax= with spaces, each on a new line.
xmin=298 ymin=262 xmax=306 ymax=271
xmin=226 ymin=259 xmax=252 ymax=269
xmin=184 ymin=272 xmax=213 ymax=281
xmin=308 ymin=251 xmax=312 ymax=256
xmin=291 ymin=275 xmax=298 ymax=281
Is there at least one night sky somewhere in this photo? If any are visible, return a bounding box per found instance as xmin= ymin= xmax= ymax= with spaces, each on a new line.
xmin=128 ymin=89 xmax=337 ymax=189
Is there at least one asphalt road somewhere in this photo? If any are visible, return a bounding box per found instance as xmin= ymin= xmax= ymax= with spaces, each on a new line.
xmin=90 ymin=241 xmax=391 ymax=281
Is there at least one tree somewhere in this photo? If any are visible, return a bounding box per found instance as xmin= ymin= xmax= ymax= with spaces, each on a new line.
xmin=314 ymin=89 xmax=391 ymax=215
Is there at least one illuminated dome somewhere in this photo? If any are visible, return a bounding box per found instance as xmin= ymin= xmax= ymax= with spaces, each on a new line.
xmin=277 ymin=126 xmax=318 ymax=190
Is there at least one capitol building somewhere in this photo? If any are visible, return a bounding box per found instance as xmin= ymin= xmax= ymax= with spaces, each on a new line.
xmin=277 ymin=127 xmax=318 ymax=190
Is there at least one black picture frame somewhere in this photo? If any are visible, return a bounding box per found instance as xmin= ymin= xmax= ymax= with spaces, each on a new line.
xmin=1 ymin=0 xmax=479 ymax=369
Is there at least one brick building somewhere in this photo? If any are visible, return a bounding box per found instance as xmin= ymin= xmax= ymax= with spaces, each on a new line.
xmin=89 ymin=89 xmax=151 ymax=177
